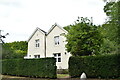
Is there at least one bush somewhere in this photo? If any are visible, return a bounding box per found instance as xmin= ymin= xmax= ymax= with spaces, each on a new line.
xmin=2 ymin=58 xmax=57 ymax=78
xmin=69 ymin=54 xmax=120 ymax=78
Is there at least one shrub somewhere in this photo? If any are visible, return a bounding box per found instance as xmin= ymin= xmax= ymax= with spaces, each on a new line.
xmin=2 ymin=58 xmax=57 ymax=78
xmin=69 ymin=54 xmax=120 ymax=78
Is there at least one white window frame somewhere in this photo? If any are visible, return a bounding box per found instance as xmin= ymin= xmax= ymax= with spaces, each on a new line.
xmin=53 ymin=53 xmax=61 ymax=62
xmin=54 ymin=36 xmax=59 ymax=45
xmin=35 ymin=39 xmax=40 ymax=48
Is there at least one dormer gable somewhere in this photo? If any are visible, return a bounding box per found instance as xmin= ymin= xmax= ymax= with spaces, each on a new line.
xmin=28 ymin=27 xmax=46 ymax=42
xmin=47 ymin=23 xmax=68 ymax=35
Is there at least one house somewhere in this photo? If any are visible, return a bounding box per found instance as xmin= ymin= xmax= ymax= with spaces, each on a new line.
xmin=24 ymin=23 xmax=71 ymax=69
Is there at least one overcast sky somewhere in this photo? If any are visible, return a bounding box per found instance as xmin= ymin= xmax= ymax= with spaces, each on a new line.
xmin=0 ymin=0 xmax=107 ymax=42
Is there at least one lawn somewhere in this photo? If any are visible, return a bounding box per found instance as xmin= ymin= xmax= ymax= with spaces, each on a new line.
xmin=57 ymin=74 xmax=69 ymax=78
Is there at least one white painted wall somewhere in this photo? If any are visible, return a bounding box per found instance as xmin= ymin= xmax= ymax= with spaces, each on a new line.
xmin=25 ymin=25 xmax=71 ymax=69
xmin=46 ymin=26 xmax=71 ymax=69
xmin=27 ymin=29 xmax=46 ymax=58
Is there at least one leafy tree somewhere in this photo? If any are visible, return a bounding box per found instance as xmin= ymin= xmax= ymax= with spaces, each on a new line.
xmin=64 ymin=17 xmax=103 ymax=56
xmin=104 ymin=1 xmax=119 ymax=41
xmin=2 ymin=43 xmax=14 ymax=59
xmin=100 ymin=1 xmax=120 ymax=54
xmin=2 ymin=41 xmax=28 ymax=59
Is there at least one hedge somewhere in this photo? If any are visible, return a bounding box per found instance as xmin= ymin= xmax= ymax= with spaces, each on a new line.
xmin=69 ymin=54 xmax=120 ymax=79
xmin=2 ymin=58 xmax=57 ymax=78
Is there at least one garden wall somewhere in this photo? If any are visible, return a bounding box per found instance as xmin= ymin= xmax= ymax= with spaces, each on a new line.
xmin=69 ymin=54 xmax=120 ymax=78
xmin=2 ymin=58 xmax=57 ymax=78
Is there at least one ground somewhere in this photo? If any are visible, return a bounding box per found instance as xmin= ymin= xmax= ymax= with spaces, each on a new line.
xmin=57 ymin=74 xmax=70 ymax=78
xmin=1 ymin=74 xmax=119 ymax=80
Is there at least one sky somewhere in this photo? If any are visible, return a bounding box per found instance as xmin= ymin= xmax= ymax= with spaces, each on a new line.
xmin=0 ymin=0 xmax=107 ymax=43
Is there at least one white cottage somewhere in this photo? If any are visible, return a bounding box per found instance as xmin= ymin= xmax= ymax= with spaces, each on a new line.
xmin=24 ymin=23 xmax=71 ymax=69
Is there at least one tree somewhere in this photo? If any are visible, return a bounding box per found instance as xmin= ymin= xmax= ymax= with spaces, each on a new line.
xmin=99 ymin=24 xmax=117 ymax=54
xmin=64 ymin=17 xmax=103 ymax=56
xmin=2 ymin=41 xmax=28 ymax=59
xmin=2 ymin=43 xmax=14 ymax=59
xmin=100 ymin=1 xmax=120 ymax=54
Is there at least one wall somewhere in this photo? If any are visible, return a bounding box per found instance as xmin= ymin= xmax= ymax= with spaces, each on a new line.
xmin=46 ymin=26 xmax=71 ymax=69
xmin=27 ymin=30 xmax=45 ymax=58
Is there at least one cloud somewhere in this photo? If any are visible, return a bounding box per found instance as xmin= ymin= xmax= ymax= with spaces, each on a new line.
xmin=0 ymin=0 xmax=107 ymax=42
xmin=0 ymin=0 xmax=21 ymax=7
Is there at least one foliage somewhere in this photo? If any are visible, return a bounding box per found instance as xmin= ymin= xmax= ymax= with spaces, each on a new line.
xmin=100 ymin=1 xmax=120 ymax=54
xmin=64 ymin=17 xmax=103 ymax=56
xmin=2 ymin=41 xmax=28 ymax=59
xmin=69 ymin=54 xmax=120 ymax=78
xmin=2 ymin=58 xmax=57 ymax=78
xmin=99 ymin=24 xmax=118 ymax=54
xmin=2 ymin=43 xmax=14 ymax=59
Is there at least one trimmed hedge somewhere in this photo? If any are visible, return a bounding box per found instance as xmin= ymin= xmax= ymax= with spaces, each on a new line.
xmin=69 ymin=54 xmax=120 ymax=78
xmin=2 ymin=58 xmax=57 ymax=78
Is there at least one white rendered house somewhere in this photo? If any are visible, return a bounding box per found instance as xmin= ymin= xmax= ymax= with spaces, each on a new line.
xmin=24 ymin=23 xmax=71 ymax=69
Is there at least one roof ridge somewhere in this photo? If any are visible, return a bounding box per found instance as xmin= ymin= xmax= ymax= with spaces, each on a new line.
xmin=37 ymin=27 xmax=47 ymax=34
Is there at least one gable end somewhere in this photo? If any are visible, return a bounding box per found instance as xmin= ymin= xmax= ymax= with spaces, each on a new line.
xmin=28 ymin=27 xmax=46 ymax=42
xmin=47 ymin=23 xmax=68 ymax=35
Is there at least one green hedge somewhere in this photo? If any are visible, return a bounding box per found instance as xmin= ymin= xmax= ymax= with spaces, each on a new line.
xmin=2 ymin=58 xmax=57 ymax=78
xmin=69 ymin=54 xmax=120 ymax=78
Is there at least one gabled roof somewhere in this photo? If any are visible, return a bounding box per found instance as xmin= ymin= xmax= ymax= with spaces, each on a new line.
xmin=47 ymin=23 xmax=68 ymax=35
xmin=28 ymin=23 xmax=67 ymax=42
xmin=28 ymin=27 xmax=46 ymax=42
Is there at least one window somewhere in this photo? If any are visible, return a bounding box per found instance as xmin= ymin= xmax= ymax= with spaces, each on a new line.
xmin=35 ymin=39 xmax=40 ymax=47
xmin=34 ymin=55 xmax=40 ymax=58
xmin=38 ymin=55 xmax=40 ymax=58
xmin=54 ymin=36 xmax=59 ymax=45
xmin=53 ymin=53 xmax=61 ymax=62
xmin=29 ymin=55 xmax=31 ymax=57
xmin=34 ymin=55 xmax=37 ymax=58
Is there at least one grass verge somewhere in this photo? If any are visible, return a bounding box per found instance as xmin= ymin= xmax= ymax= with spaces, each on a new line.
xmin=57 ymin=74 xmax=69 ymax=78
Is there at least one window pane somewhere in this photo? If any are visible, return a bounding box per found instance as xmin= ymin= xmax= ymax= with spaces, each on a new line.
xmin=56 ymin=58 xmax=57 ymax=62
xmin=38 ymin=43 xmax=39 ymax=47
xmin=34 ymin=55 xmax=37 ymax=58
xmin=58 ymin=53 xmax=61 ymax=56
xmin=54 ymin=36 xmax=59 ymax=45
xmin=35 ymin=39 xmax=40 ymax=47
xmin=36 ymin=44 xmax=37 ymax=47
xmin=53 ymin=53 xmax=61 ymax=62
xmin=38 ymin=55 xmax=40 ymax=58
xmin=58 ymin=58 xmax=61 ymax=62
xmin=53 ymin=54 xmax=57 ymax=57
